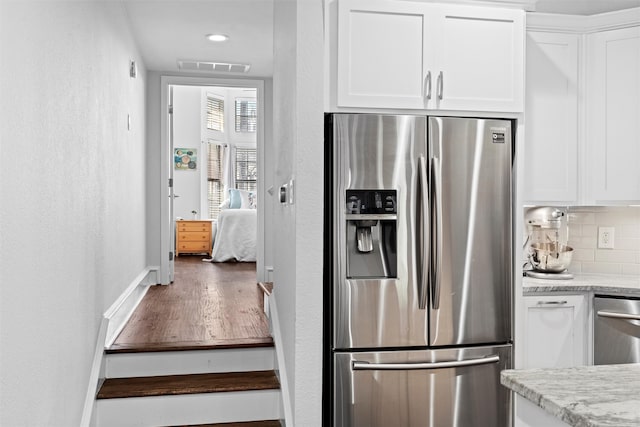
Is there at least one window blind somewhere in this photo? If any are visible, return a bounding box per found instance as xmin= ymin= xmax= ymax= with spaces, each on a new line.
xmin=235 ymin=147 xmax=257 ymax=192
xmin=235 ymin=98 xmax=257 ymax=133
xmin=207 ymin=95 xmax=224 ymax=132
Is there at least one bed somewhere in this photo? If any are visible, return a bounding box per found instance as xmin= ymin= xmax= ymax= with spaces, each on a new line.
xmin=210 ymin=208 xmax=257 ymax=262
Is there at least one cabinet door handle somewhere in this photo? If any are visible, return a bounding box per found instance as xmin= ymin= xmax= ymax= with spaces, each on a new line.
xmin=424 ymin=71 xmax=432 ymax=100
xmin=437 ymin=71 xmax=443 ymax=100
xmin=537 ymin=300 xmax=568 ymax=305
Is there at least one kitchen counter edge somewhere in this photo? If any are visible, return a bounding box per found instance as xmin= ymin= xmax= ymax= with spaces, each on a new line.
xmin=523 ymin=273 xmax=640 ymax=296
xmin=501 ymin=364 xmax=640 ymax=427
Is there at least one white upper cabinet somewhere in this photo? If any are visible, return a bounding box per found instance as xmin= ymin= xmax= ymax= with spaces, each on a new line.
xmin=435 ymin=5 xmax=524 ymax=112
xmin=335 ymin=0 xmax=524 ymax=112
xmin=586 ymin=26 xmax=640 ymax=203
xmin=524 ymin=32 xmax=579 ymax=204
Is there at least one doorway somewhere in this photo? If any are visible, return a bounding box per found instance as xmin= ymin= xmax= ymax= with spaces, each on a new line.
xmin=159 ymin=76 xmax=267 ymax=285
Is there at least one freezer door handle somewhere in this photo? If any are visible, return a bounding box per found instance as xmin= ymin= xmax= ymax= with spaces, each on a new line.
xmin=597 ymin=310 xmax=640 ymax=321
xmin=352 ymin=355 xmax=500 ymax=371
xmin=430 ymin=156 xmax=442 ymax=310
xmin=417 ymin=156 xmax=430 ymax=310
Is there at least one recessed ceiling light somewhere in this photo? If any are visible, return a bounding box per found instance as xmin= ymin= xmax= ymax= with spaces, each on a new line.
xmin=206 ymin=34 xmax=229 ymax=42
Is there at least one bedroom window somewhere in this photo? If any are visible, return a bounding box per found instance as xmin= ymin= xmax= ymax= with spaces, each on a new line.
xmin=207 ymin=94 xmax=224 ymax=132
xmin=235 ymin=98 xmax=257 ymax=133
xmin=235 ymin=147 xmax=257 ymax=192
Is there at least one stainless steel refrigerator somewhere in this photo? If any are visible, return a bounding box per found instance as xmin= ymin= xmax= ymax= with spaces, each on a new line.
xmin=324 ymin=113 xmax=513 ymax=427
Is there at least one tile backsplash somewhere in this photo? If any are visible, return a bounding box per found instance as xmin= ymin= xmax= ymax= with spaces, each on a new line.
xmin=566 ymin=207 xmax=640 ymax=275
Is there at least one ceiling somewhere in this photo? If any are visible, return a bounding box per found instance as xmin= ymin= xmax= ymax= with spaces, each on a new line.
xmin=123 ymin=0 xmax=274 ymax=76
xmin=123 ymin=0 xmax=640 ymax=78
xmin=533 ymin=0 xmax=640 ymax=15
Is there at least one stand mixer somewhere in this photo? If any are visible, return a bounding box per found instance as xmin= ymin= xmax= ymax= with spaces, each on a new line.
xmin=524 ymin=207 xmax=574 ymax=280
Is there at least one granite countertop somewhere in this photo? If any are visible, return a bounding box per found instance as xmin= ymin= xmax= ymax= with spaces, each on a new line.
xmin=501 ymin=364 xmax=640 ymax=427
xmin=523 ymin=273 xmax=640 ymax=296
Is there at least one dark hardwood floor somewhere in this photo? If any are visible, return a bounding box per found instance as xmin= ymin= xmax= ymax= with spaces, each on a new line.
xmin=109 ymin=257 xmax=273 ymax=352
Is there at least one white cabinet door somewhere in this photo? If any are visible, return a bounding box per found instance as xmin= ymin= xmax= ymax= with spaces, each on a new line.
xmin=434 ymin=5 xmax=524 ymax=112
xmin=523 ymin=32 xmax=579 ymax=204
xmin=587 ymin=26 xmax=640 ymax=202
xmin=337 ymin=0 xmax=435 ymax=109
xmin=522 ymin=294 xmax=587 ymax=369
xmin=335 ymin=0 xmax=524 ymax=112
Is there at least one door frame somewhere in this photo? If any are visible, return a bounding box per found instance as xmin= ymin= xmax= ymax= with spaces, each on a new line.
xmin=159 ymin=75 xmax=266 ymax=285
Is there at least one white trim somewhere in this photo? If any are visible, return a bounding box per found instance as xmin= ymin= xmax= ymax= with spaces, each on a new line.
xmin=267 ymin=293 xmax=293 ymax=426
xmin=80 ymin=267 xmax=157 ymax=427
xmin=104 ymin=267 xmax=156 ymax=347
xmin=527 ymin=7 xmax=640 ymax=33
xmin=159 ymin=75 xmax=266 ymax=284
xmin=80 ymin=318 xmax=109 ymax=427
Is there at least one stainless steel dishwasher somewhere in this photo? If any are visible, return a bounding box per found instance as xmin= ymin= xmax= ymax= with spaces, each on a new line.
xmin=594 ymin=295 xmax=640 ymax=365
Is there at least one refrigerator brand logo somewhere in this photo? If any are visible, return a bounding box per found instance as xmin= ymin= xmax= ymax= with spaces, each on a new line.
xmin=491 ymin=128 xmax=506 ymax=143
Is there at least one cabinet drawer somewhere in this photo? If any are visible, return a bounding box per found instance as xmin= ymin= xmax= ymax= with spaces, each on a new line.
xmin=177 ymin=241 xmax=210 ymax=252
xmin=177 ymin=221 xmax=211 ymax=232
xmin=178 ymin=232 xmax=210 ymax=242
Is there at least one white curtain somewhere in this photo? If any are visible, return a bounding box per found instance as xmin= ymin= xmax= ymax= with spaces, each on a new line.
xmin=222 ymin=144 xmax=235 ymax=196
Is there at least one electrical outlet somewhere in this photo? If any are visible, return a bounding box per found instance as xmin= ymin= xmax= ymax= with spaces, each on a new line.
xmin=598 ymin=226 xmax=615 ymax=249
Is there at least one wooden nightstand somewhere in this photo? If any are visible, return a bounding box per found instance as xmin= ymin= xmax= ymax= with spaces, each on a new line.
xmin=175 ymin=220 xmax=213 ymax=257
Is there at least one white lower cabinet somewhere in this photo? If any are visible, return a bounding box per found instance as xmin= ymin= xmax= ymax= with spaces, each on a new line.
xmin=522 ymin=294 xmax=587 ymax=369
xmin=515 ymin=396 xmax=570 ymax=427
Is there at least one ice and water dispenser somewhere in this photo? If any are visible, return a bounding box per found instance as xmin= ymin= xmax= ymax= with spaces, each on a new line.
xmin=345 ymin=190 xmax=397 ymax=278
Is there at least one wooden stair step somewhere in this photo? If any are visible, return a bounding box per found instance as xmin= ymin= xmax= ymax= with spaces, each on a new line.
xmin=170 ymin=421 xmax=281 ymax=427
xmin=97 ymin=370 xmax=279 ymax=399
xmin=106 ymin=337 xmax=274 ymax=354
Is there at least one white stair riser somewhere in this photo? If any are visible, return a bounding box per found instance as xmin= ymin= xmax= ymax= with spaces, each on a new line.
xmin=96 ymin=389 xmax=281 ymax=427
xmin=105 ymin=347 xmax=275 ymax=378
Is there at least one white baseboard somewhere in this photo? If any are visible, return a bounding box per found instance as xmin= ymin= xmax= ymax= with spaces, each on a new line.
xmin=268 ymin=293 xmax=293 ymax=426
xmin=104 ymin=267 xmax=157 ymax=348
xmin=80 ymin=266 xmax=158 ymax=427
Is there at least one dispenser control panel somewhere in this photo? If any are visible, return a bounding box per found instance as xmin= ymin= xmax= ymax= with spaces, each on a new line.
xmin=346 ymin=190 xmax=396 ymax=214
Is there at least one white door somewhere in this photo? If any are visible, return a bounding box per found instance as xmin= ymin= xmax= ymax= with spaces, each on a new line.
xmin=336 ymin=0 xmax=436 ymax=109
xmin=434 ymin=5 xmax=524 ymax=112
xmin=587 ymin=26 xmax=640 ymax=202
xmin=522 ymin=294 xmax=587 ymax=368
xmin=168 ymin=86 xmax=176 ymax=282
xmin=524 ymin=32 xmax=579 ymax=204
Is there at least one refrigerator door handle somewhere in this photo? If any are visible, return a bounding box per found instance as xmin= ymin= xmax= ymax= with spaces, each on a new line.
xmin=417 ymin=156 xmax=430 ymax=310
xmin=431 ymin=156 xmax=442 ymax=310
xmin=352 ymin=355 xmax=500 ymax=371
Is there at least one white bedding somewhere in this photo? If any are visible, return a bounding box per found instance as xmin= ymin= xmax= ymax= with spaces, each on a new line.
xmin=211 ymin=208 xmax=257 ymax=262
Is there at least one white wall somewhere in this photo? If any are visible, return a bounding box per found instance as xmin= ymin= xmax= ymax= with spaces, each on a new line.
xmin=0 ymin=2 xmax=147 ymax=426
xmin=272 ymin=0 xmax=324 ymax=424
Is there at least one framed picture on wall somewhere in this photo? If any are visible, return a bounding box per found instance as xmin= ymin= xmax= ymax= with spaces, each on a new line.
xmin=174 ymin=148 xmax=197 ymax=170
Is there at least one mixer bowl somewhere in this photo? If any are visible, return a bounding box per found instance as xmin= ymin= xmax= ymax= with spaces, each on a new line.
xmin=528 ymin=242 xmax=573 ymax=273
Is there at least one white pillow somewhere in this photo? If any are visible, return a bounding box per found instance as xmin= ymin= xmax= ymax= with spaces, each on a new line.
xmin=229 ymin=189 xmax=257 ymax=209
xmin=219 ymin=199 xmax=230 ymax=210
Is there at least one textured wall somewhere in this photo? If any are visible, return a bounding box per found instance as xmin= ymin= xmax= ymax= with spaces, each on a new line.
xmin=0 ymin=2 xmax=147 ymax=425
xmin=272 ymin=0 xmax=325 ymax=424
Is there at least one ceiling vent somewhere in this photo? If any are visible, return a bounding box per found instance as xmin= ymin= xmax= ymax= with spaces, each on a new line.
xmin=177 ymin=60 xmax=251 ymax=73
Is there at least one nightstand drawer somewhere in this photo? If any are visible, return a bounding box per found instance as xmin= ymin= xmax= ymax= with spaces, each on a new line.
xmin=177 ymin=241 xmax=210 ymax=252
xmin=177 ymin=221 xmax=210 ymax=232
xmin=178 ymin=231 xmax=210 ymax=242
